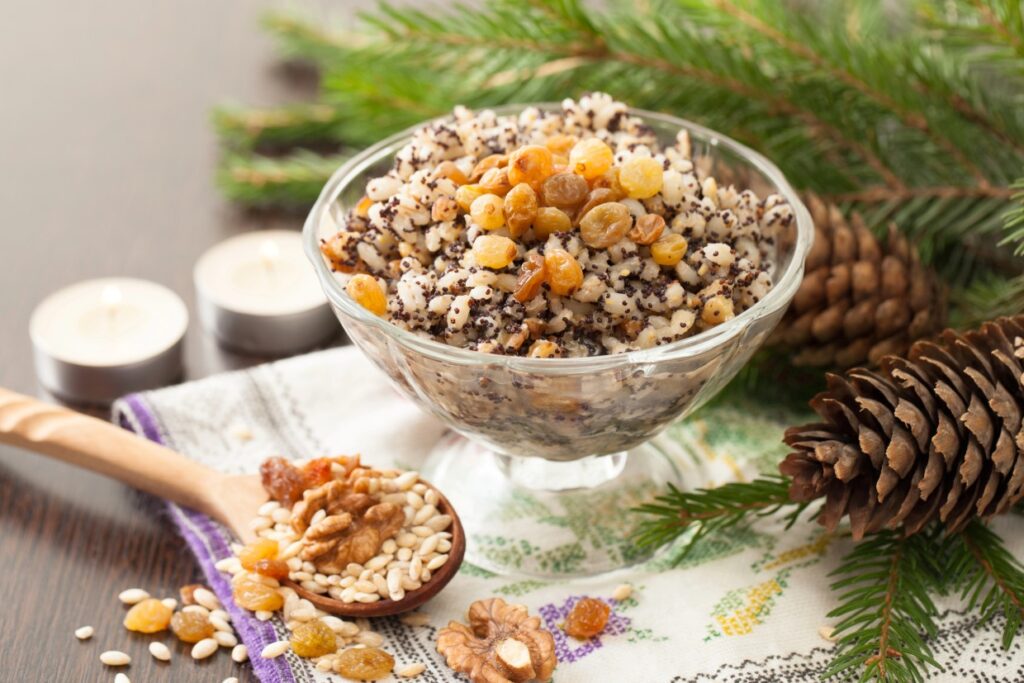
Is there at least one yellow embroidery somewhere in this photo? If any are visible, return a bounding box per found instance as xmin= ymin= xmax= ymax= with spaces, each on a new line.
xmin=763 ymin=533 xmax=833 ymax=570
xmin=715 ymin=578 xmax=783 ymax=636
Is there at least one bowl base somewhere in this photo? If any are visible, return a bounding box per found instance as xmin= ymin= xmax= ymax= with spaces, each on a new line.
xmin=424 ymin=433 xmax=682 ymax=578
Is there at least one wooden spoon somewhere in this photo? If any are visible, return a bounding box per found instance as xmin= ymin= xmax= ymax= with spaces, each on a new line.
xmin=0 ymin=386 xmax=465 ymax=618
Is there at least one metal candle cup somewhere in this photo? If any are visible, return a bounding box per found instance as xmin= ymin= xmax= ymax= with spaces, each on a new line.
xmin=29 ymin=278 xmax=188 ymax=405
xmin=193 ymin=230 xmax=335 ymax=355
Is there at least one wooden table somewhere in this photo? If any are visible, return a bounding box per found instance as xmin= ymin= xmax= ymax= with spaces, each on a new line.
xmin=0 ymin=2 xmax=349 ymax=679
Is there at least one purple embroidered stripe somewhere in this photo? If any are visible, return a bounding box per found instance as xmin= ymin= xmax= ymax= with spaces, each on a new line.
xmin=116 ymin=393 xmax=296 ymax=683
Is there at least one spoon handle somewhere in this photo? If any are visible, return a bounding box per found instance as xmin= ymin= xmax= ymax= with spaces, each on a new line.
xmin=0 ymin=386 xmax=222 ymax=516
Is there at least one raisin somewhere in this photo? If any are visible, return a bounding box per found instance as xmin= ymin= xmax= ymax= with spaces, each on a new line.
xmin=179 ymin=583 xmax=207 ymax=606
xmin=431 ymin=160 xmax=469 ymax=186
xmin=628 ymin=214 xmax=666 ymax=245
xmin=290 ymin=618 xmax=338 ymax=658
xmin=473 ymin=235 xmax=518 ymax=270
xmin=455 ymin=184 xmax=485 ymax=212
xmin=260 ymin=456 xmax=307 ymax=507
xmin=575 ymin=188 xmax=621 ymax=225
xmin=591 ymin=167 xmax=625 ymax=196
xmin=504 ymin=183 xmax=539 ymax=238
xmin=544 ymin=133 xmax=577 ymax=156
xmin=507 ymin=145 xmax=554 ymax=189
xmin=253 ymin=558 xmax=290 ymax=580
xmin=354 ymin=195 xmax=373 ymax=218
xmin=170 ymin=610 xmax=216 ymax=643
xmin=335 ymin=646 xmax=395 ymax=680
xmin=301 ymin=457 xmax=334 ymax=489
xmin=544 ymin=248 xmax=584 ymax=296
xmin=568 ymin=138 xmax=614 ymax=180
xmin=469 ymin=154 xmax=508 ymax=182
xmin=478 ymin=167 xmax=512 ymax=197
xmin=513 ymin=253 xmax=546 ymax=303
xmin=239 ymin=538 xmax=279 ymax=571
xmin=532 ymin=207 xmax=572 ymax=239
xmin=232 ymin=580 xmax=284 ymax=612
xmin=619 ymin=157 xmax=664 ymax=199
xmin=541 ymin=172 xmax=589 ymax=212
xmin=563 ymin=597 xmax=611 ymax=639
xmin=580 ymin=202 xmax=632 ymax=249
xmin=470 ymin=193 xmax=505 ymax=230
xmin=650 ymin=233 xmax=688 ymax=266
xmin=123 ymin=598 xmax=173 ymax=634
xmin=347 ymin=274 xmax=388 ymax=316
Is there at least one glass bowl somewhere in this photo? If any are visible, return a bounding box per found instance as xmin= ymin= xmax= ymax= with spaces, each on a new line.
xmin=303 ymin=105 xmax=813 ymax=577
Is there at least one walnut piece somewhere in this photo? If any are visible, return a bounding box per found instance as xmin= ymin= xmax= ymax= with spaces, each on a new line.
xmin=436 ymin=598 xmax=556 ymax=683
xmin=293 ymin=480 xmax=404 ymax=574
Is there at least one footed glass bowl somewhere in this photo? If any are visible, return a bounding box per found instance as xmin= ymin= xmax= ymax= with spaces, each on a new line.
xmin=304 ymin=106 xmax=813 ymax=577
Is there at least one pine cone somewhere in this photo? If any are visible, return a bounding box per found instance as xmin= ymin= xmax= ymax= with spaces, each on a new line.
xmin=781 ymin=316 xmax=1024 ymax=539
xmin=771 ymin=195 xmax=945 ymax=368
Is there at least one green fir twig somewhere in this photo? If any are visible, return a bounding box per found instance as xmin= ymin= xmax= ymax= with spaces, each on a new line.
xmin=955 ymin=520 xmax=1024 ymax=649
xmin=825 ymin=529 xmax=943 ymax=682
xmin=633 ymin=476 xmax=808 ymax=562
xmin=216 ymin=150 xmax=349 ymax=208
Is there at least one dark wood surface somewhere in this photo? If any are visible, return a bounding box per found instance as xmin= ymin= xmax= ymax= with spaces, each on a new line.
xmin=0 ymin=2 xmax=351 ymax=680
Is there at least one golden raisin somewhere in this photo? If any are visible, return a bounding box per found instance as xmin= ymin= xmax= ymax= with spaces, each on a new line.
xmin=335 ymin=647 xmax=395 ymax=680
xmin=544 ymin=248 xmax=584 ymax=296
xmin=619 ymin=157 xmax=664 ymax=199
xmin=528 ymin=340 xmax=560 ymax=358
xmin=470 ymin=193 xmax=505 ymax=230
xmin=576 ymin=188 xmax=622 ymax=224
xmin=346 ymin=274 xmax=388 ymax=316
xmin=290 ymin=618 xmax=337 ymax=658
xmin=239 ymin=538 xmax=279 ymax=571
xmin=568 ymin=138 xmax=614 ymax=180
xmin=545 ymin=133 xmax=577 ymax=156
xmin=469 ymin=154 xmax=508 ymax=181
xmin=354 ymin=195 xmax=373 ymax=218
xmin=564 ymin=597 xmax=611 ymax=639
xmin=253 ymin=558 xmax=290 ymax=580
xmin=455 ymin=184 xmax=485 ymax=212
xmin=629 ymin=214 xmax=666 ymax=245
xmin=507 ymin=145 xmax=554 ymax=189
xmin=478 ymin=167 xmax=512 ymax=196
xmin=580 ymin=202 xmax=632 ymax=249
xmin=533 ymin=207 xmax=572 ymax=238
xmin=702 ymin=295 xmax=735 ymax=325
xmin=504 ymin=183 xmax=539 ymax=238
xmin=431 ymin=160 xmax=469 ymax=186
xmin=591 ymin=167 xmax=625 ymax=196
xmin=302 ymin=457 xmax=334 ymax=489
xmin=170 ymin=610 xmax=216 ymax=643
xmin=651 ymin=233 xmax=688 ymax=266
xmin=473 ymin=234 xmax=518 ymax=270
xmin=179 ymin=583 xmax=207 ymax=606
xmin=260 ymin=456 xmax=308 ymax=506
xmin=513 ymin=253 xmax=546 ymax=303
xmin=123 ymin=598 xmax=173 ymax=634
xmin=232 ymin=580 xmax=284 ymax=612
xmin=541 ymin=172 xmax=589 ymax=212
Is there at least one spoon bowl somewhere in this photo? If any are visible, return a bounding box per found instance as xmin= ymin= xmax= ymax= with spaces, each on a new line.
xmin=0 ymin=386 xmax=465 ymax=618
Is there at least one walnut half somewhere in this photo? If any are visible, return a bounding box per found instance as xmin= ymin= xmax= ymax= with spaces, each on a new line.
xmin=436 ymin=598 xmax=556 ymax=683
xmin=292 ymin=480 xmax=404 ymax=574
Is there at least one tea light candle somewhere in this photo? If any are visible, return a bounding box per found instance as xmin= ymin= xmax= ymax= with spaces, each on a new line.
xmin=30 ymin=278 xmax=188 ymax=405
xmin=193 ymin=230 xmax=334 ymax=355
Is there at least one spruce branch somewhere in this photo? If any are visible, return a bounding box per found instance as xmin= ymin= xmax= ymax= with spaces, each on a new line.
xmin=956 ymin=520 xmax=1024 ymax=649
xmin=709 ymin=0 xmax=992 ymax=187
xmin=825 ymin=530 xmax=942 ymax=682
xmin=633 ymin=477 xmax=808 ymax=562
xmin=216 ymin=150 xmax=348 ymax=208
xmin=212 ymin=103 xmax=346 ymax=150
